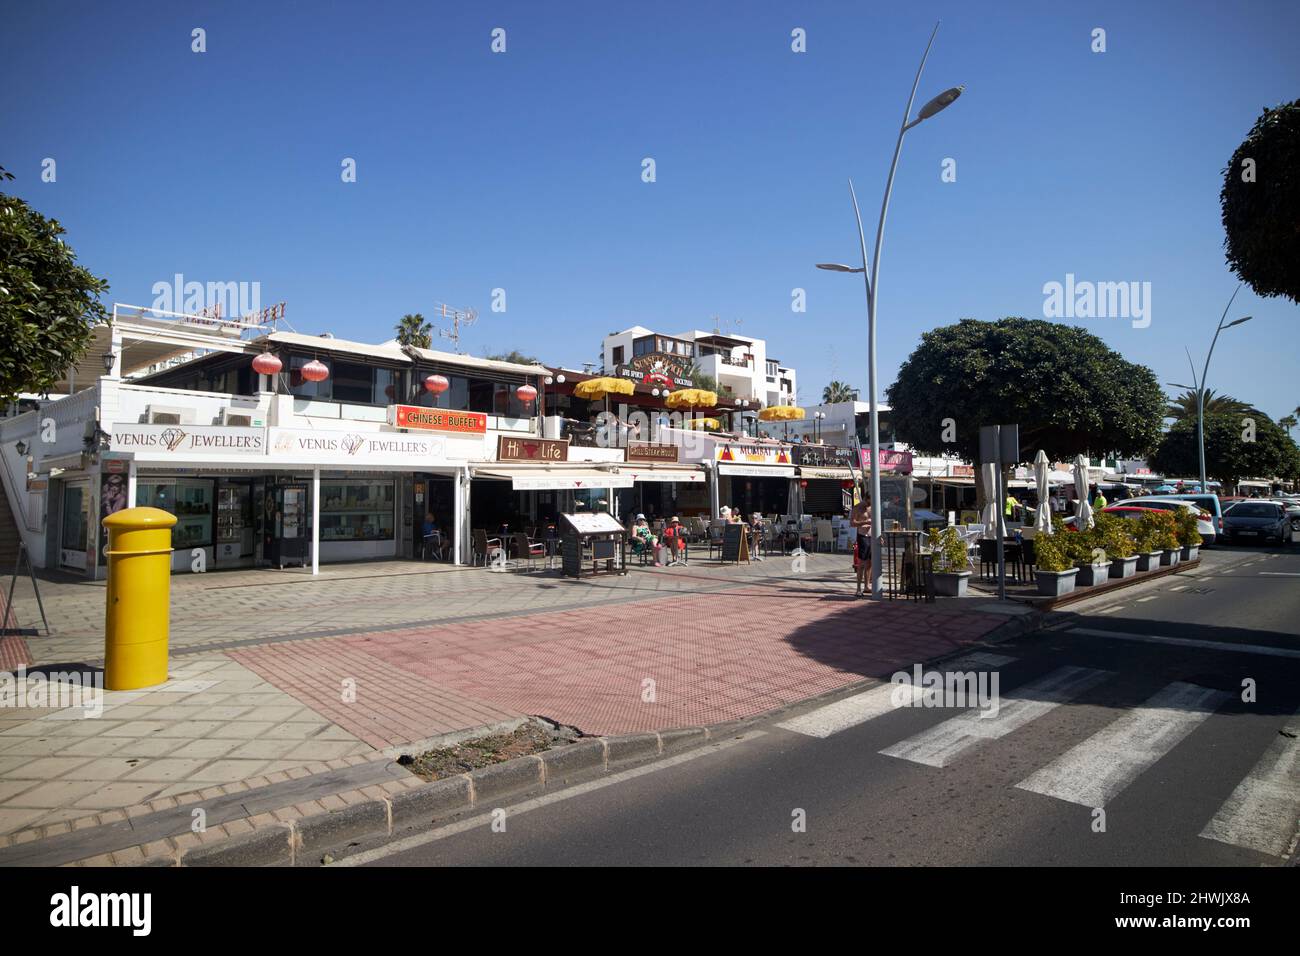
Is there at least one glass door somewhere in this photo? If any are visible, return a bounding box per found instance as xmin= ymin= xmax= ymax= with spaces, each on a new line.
xmin=60 ymin=481 xmax=92 ymax=571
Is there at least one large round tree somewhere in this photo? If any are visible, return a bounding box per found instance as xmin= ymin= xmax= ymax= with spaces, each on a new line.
xmin=1221 ymin=98 xmax=1300 ymax=304
xmin=0 ymin=175 xmax=109 ymax=403
xmin=1150 ymin=412 xmax=1300 ymax=485
xmin=885 ymin=318 xmax=1164 ymax=466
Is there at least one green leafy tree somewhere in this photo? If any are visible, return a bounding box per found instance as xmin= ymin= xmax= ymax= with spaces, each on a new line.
xmin=1149 ymin=412 xmax=1300 ymax=484
xmin=395 ymin=313 xmax=432 ymax=349
xmin=0 ymin=177 xmax=109 ymax=402
xmin=1221 ymin=98 xmax=1300 ymax=303
xmin=821 ymin=380 xmax=859 ymax=404
xmin=683 ymin=363 xmax=720 ymax=394
xmin=886 ymin=318 xmax=1164 ymax=465
xmin=486 ymin=349 xmax=540 ymax=365
xmin=1165 ymin=388 xmax=1257 ymax=422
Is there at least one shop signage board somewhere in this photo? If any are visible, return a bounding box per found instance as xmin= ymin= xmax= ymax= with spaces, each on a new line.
xmin=791 ymin=445 xmax=856 ymax=468
xmin=110 ymin=424 xmax=266 ymax=457
xmin=507 ymin=473 xmax=635 ymax=491
xmin=268 ymin=428 xmax=452 ymax=466
xmin=860 ymin=449 xmax=913 ymax=474
xmin=627 ymin=443 xmax=679 ymax=463
xmin=497 ymin=436 xmax=568 ymax=462
xmin=717 ymin=464 xmax=796 ymax=478
xmin=616 ymin=354 xmax=694 ymax=388
xmin=716 ymin=443 xmax=792 ymax=465
xmin=388 ymin=404 xmax=487 ymax=434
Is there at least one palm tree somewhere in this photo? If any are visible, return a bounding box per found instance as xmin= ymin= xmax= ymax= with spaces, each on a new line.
xmin=822 ymin=380 xmax=859 ymax=404
xmin=1281 ymin=414 xmax=1298 ymax=438
xmin=1165 ymin=388 xmax=1256 ymax=421
xmin=683 ymin=363 xmax=720 ymax=394
xmin=395 ymin=313 xmax=433 ymax=349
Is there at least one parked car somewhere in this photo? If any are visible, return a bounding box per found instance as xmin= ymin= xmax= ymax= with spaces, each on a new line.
xmin=1221 ymin=501 xmax=1290 ymax=546
xmin=1127 ymin=494 xmax=1221 ymax=546
xmin=1264 ymin=498 xmax=1300 ymax=532
xmin=1107 ymin=496 xmax=1216 ymax=548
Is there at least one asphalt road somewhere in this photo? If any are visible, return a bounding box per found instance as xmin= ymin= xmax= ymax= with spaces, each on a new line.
xmin=361 ymin=545 xmax=1300 ymax=867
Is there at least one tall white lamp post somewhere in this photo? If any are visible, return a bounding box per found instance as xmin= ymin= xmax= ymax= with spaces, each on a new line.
xmin=816 ymin=21 xmax=963 ymax=598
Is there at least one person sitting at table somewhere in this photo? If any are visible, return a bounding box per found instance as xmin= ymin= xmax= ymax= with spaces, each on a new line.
xmin=662 ymin=516 xmax=687 ymax=563
xmin=630 ymin=514 xmax=657 ymax=556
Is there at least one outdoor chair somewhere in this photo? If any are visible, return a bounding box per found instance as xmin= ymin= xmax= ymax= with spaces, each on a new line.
xmin=815 ymin=519 xmax=834 ymax=553
xmin=511 ymin=532 xmax=546 ymax=570
xmin=472 ymin=529 xmax=503 ymax=567
xmin=707 ymin=521 xmax=725 ymax=559
xmin=978 ymin=539 xmax=998 ymax=580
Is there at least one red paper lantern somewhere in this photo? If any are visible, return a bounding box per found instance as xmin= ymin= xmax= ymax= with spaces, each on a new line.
xmin=424 ymin=374 xmax=449 ymax=394
xmin=251 ymin=352 xmax=282 ymax=376
xmin=515 ymin=384 xmax=538 ymax=404
xmin=800 ymin=480 xmax=808 ymax=488
xmin=300 ymin=359 xmax=329 ymax=382
xmin=842 ymin=479 xmax=855 ymax=490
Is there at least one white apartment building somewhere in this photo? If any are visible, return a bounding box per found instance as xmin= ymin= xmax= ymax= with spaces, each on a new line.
xmin=600 ymin=326 xmax=797 ymax=408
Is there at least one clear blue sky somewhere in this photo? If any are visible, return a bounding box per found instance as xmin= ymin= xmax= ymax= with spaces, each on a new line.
xmin=3 ymin=0 xmax=1298 ymax=422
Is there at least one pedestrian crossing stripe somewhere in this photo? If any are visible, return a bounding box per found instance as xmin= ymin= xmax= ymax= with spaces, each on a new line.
xmin=1014 ymin=681 xmax=1228 ymax=808
xmin=880 ymin=666 xmax=1110 ymax=768
xmin=776 ymin=683 xmax=924 ymax=738
xmin=1198 ymin=709 xmax=1300 ymax=858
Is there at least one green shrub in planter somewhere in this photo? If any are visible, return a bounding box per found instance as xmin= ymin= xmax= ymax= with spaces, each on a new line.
xmin=1134 ymin=510 xmax=1178 ymax=552
xmin=927 ymin=526 xmax=971 ymax=572
xmin=1095 ymin=513 xmax=1136 ymax=559
xmin=1175 ymin=508 xmax=1203 ymax=548
xmin=1032 ymin=527 xmax=1074 ymax=573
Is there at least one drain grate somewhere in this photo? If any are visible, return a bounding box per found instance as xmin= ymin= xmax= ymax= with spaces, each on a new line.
xmin=1185 ymin=587 xmax=1215 ymax=594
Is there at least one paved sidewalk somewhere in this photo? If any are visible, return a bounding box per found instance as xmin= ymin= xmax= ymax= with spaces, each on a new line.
xmin=0 ymin=554 xmax=1015 ymax=852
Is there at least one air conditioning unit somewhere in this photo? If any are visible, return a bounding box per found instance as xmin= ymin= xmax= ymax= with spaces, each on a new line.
xmin=218 ymin=407 xmax=255 ymax=427
xmin=146 ymin=405 xmax=195 ymax=425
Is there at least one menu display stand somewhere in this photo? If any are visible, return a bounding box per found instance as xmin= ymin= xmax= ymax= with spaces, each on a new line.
xmin=560 ymin=512 xmax=628 ymax=579
xmin=720 ymin=523 xmax=750 ymax=564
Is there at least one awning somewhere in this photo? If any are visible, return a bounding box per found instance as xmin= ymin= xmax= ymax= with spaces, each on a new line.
xmin=717 ymin=464 xmax=796 ymax=478
xmin=473 ymin=466 xmax=634 ymax=490
xmin=798 ymin=466 xmax=853 ymax=481
xmin=619 ymin=465 xmax=705 ymax=483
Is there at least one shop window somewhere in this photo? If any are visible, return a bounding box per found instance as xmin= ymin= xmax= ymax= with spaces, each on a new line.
xmin=137 ymin=479 xmax=214 ymax=549
xmin=612 ymin=346 xmax=624 ymax=365
xmin=332 ymin=361 xmax=374 ymax=405
xmin=319 ymin=480 xmax=395 ymax=541
xmin=290 ymin=355 xmax=330 ymax=400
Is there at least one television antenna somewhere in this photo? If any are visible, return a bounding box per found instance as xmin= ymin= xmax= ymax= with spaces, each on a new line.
xmin=711 ymin=315 xmax=742 ymax=335
xmin=433 ymin=302 xmax=478 ymax=352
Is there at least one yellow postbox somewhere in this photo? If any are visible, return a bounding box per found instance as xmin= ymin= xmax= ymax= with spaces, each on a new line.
xmin=103 ymin=506 xmax=177 ymax=690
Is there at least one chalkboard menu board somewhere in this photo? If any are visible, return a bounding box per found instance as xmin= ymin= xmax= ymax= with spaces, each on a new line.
xmin=720 ymin=523 xmax=750 ymax=563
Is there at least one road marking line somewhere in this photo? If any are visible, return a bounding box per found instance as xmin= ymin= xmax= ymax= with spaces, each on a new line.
xmin=1094 ymin=606 xmax=1124 ymax=615
xmin=1199 ymin=710 xmax=1300 ymax=858
xmin=1066 ymin=627 xmax=1300 ymax=659
xmin=776 ymin=684 xmax=923 ymax=738
xmin=1260 ymin=572 xmax=1300 ymax=576
xmin=1015 ymin=682 xmax=1228 ymax=807
xmin=1135 ymin=596 xmax=1158 ymax=602
xmin=880 ymin=666 xmax=1111 ymax=768
xmin=1167 ymin=585 xmax=1188 ymax=592
xmin=332 ymin=731 xmax=765 ymax=866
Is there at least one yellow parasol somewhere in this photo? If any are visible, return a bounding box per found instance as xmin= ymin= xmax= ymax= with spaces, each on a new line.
xmin=664 ymin=388 xmax=719 ymax=409
xmin=758 ymin=405 xmax=805 ymax=421
xmin=683 ymin=417 xmax=722 ymax=430
xmin=573 ymin=377 xmax=634 ymax=400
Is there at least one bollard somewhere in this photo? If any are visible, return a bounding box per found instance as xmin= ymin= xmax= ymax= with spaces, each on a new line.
xmin=103 ymin=507 xmax=177 ymax=690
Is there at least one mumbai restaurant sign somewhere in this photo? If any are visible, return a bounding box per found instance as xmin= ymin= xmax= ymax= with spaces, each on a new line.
xmin=388 ymin=404 xmax=487 ymax=434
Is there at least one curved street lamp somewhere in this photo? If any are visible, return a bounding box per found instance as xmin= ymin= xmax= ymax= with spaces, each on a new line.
xmin=816 ymin=21 xmax=963 ymax=599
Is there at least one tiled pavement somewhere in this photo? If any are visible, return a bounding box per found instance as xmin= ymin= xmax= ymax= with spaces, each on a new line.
xmin=0 ymin=555 xmax=1015 ymax=846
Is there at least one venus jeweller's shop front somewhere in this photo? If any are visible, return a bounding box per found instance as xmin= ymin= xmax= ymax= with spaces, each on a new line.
xmin=102 ymin=413 xmax=487 ymax=576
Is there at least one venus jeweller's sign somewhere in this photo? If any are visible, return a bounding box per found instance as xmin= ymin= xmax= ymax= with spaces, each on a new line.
xmin=110 ymin=424 xmax=266 ymax=456
xmin=269 ymin=428 xmax=446 ymax=465
xmin=389 ymin=404 xmax=487 ymax=434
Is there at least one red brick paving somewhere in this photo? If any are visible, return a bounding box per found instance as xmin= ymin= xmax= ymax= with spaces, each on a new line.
xmin=231 ymin=587 xmax=1011 ymax=742
xmin=0 ymin=635 xmax=32 ymax=672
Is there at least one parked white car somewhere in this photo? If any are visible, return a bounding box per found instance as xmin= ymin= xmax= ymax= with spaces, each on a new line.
xmin=1110 ymin=497 xmax=1217 ymax=546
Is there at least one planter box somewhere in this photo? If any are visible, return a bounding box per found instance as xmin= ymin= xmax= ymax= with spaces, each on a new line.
xmin=1159 ymin=548 xmax=1177 ymax=567
xmin=933 ymin=571 xmax=972 ymax=597
xmin=1135 ymin=551 xmax=1162 ymax=572
xmin=1181 ymin=545 xmax=1199 ymax=562
xmin=1109 ymin=555 xmax=1139 ymax=579
xmin=1075 ymin=563 xmax=1108 ymax=587
xmin=1035 ymin=568 xmax=1078 ymax=597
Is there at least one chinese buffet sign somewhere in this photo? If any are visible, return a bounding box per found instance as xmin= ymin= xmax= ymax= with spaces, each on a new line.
xmin=791 ymin=445 xmax=855 ymax=468
xmin=388 ymin=404 xmax=487 ymax=434
xmin=860 ymin=449 xmax=913 ymax=474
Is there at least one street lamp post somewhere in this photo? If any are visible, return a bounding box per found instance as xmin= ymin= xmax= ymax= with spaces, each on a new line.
xmin=1170 ymin=284 xmax=1252 ymax=493
xmin=816 ymin=21 xmax=963 ymax=599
